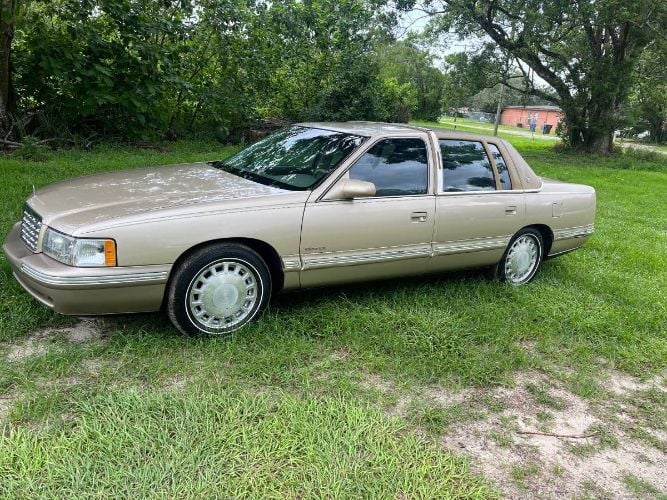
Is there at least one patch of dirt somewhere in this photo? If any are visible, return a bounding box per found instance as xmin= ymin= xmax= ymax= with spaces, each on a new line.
xmin=2 ymin=319 xmax=103 ymax=363
xmin=82 ymin=358 xmax=106 ymax=374
xmin=60 ymin=412 xmax=77 ymax=422
xmin=601 ymin=370 xmax=666 ymax=396
xmin=5 ymin=338 xmax=48 ymax=362
xmin=357 ymin=373 xmax=414 ymax=415
xmin=163 ymin=374 xmax=188 ymax=390
xmin=62 ymin=319 xmax=101 ymax=343
xmin=361 ymin=370 xmax=667 ymax=498
xmin=0 ymin=392 xmax=18 ymax=421
xmin=516 ymin=340 xmax=538 ymax=354
xmin=445 ymin=372 xmax=667 ymax=498
xmin=329 ymin=348 xmax=352 ymax=361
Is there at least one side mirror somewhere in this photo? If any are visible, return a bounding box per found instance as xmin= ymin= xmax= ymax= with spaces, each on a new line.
xmin=326 ymin=179 xmax=376 ymax=200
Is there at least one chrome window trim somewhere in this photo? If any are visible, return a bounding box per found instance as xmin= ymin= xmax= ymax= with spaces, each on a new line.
xmin=20 ymin=264 xmax=169 ymax=287
xmin=436 ymin=188 xmax=540 ymax=196
xmin=482 ymin=141 xmax=503 ymax=191
xmin=434 ymin=139 xmax=537 ymax=195
xmin=316 ymin=193 xmax=435 ymax=203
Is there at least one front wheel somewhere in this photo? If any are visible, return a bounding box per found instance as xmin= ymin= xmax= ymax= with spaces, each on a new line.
xmin=166 ymin=244 xmax=272 ymax=335
xmin=495 ymin=229 xmax=543 ymax=285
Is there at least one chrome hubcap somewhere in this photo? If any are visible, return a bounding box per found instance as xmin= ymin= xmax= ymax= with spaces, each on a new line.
xmin=505 ymin=235 xmax=540 ymax=284
xmin=188 ymin=260 xmax=258 ymax=331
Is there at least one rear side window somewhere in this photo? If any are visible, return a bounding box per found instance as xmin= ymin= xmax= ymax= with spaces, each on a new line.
xmin=487 ymin=143 xmax=512 ymax=189
xmin=348 ymin=138 xmax=429 ymax=196
xmin=440 ymin=140 xmax=496 ymax=192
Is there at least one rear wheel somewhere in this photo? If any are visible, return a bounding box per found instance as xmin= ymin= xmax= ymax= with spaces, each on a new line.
xmin=496 ymin=228 xmax=543 ymax=285
xmin=167 ymin=244 xmax=271 ymax=335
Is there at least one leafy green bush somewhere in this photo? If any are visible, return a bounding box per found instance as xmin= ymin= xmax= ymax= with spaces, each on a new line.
xmin=11 ymin=0 xmax=442 ymax=140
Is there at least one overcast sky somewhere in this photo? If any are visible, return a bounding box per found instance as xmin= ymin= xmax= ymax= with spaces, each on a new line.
xmin=398 ymin=9 xmax=472 ymax=59
xmin=399 ymin=9 xmax=550 ymax=88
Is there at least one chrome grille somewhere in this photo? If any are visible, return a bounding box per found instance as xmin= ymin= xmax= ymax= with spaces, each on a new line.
xmin=20 ymin=205 xmax=42 ymax=252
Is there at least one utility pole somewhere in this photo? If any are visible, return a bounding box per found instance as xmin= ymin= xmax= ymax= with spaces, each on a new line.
xmin=451 ymin=43 xmax=467 ymax=130
xmin=493 ymin=82 xmax=504 ymax=137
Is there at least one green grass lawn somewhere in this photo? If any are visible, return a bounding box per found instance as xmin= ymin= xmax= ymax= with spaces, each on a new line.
xmin=0 ymin=133 xmax=665 ymax=497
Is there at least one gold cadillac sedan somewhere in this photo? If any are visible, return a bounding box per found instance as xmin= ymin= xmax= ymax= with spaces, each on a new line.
xmin=3 ymin=122 xmax=596 ymax=335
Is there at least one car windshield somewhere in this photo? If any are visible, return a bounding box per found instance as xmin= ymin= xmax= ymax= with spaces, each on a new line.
xmin=212 ymin=126 xmax=365 ymax=191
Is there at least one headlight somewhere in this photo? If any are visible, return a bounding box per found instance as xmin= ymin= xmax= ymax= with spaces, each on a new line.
xmin=42 ymin=228 xmax=116 ymax=267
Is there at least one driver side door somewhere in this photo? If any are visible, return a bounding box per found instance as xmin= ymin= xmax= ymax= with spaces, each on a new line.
xmin=299 ymin=136 xmax=436 ymax=287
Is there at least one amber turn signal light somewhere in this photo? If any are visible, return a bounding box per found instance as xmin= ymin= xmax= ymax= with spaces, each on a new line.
xmin=104 ymin=240 xmax=117 ymax=266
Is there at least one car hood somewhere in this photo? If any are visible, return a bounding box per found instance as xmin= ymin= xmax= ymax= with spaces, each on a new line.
xmin=28 ymin=162 xmax=291 ymax=232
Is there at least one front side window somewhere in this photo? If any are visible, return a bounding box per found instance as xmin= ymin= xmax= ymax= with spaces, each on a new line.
xmin=212 ymin=126 xmax=365 ymax=190
xmin=487 ymin=143 xmax=512 ymax=189
xmin=440 ymin=140 xmax=496 ymax=192
xmin=348 ymin=138 xmax=429 ymax=197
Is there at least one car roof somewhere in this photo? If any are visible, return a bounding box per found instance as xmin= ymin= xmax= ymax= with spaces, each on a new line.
xmin=296 ymin=121 xmax=507 ymax=143
xmin=297 ymin=121 xmax=430 ymax=137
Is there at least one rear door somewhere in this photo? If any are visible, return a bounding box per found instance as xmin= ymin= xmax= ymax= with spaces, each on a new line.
xmin=431 ymin=139 xmax=525 ymax=271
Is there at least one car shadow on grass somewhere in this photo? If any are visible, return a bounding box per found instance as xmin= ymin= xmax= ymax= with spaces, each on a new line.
xmin=104 ymin=265 xmax=501 ymax=340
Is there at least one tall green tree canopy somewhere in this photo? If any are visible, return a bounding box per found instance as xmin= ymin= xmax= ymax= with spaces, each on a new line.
xmin=377 ymin=40 xmax=445 ymax=121
xmin=413 ymin=0 xmax=666 ymax=152
xmin=6 ymin=0 xmax=423 ymax=139
xmin=440 ymin=48 xmax=555 ymax=114
xmin=624 ymin=41 xmax=667 ymax=143
xmin=4 ymin=0 xmax=663 ymax=146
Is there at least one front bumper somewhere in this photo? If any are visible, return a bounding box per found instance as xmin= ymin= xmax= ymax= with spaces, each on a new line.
xmin=2 ymin=223 xmax=171 ymax=315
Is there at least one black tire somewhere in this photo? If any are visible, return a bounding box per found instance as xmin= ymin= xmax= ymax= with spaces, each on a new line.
xmin=495 ymin=228 xmax=544 ymax=285
xmin=166 ymin=243 xmax=272 ymax=335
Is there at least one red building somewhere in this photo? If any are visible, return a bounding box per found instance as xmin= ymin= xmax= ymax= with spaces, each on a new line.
xmin=500 ymin=105 xmax=563 ymax=134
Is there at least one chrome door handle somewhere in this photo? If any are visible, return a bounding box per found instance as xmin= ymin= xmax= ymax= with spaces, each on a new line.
xmin=411 ymin=211 xmax=428 ymax=222
xmin=505 ymin=206 xmax=517 ymax=216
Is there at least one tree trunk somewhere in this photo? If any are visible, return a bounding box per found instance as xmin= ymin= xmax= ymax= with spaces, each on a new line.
xmin=648 ymin=117 xmax=665 ymax=144
xmin=562 ymin=100 xmax=617 ymax=154
xmin=566 ymin=119 xmax=615 ymax=154
xmin=0 ymin=0 xmax=16 ymax=133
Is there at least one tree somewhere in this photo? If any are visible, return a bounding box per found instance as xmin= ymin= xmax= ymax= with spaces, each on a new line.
xmin=260 ymin=0 xmax=395 ymax=122
xmin=415 ymin=0 xmax=666 ymax=153
xmin=9 ymin=0 xmax=401 ymax=139
xmin=14 ymin=0 xmax=199 ymax=136
xmin=441 ymin=50 xmax=494 ymax=116
xmin=0 ymin=0 xmax=18 ymax=131
xmin=377 ymin=40 xmax=445 ymax=121
xmin=376 ymin=76 xmax=418 ymax=122
xmin=625 ymin=42 xmax=667 ymax=143
xmin=439 ymin=46 xmax=555 ymax=113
